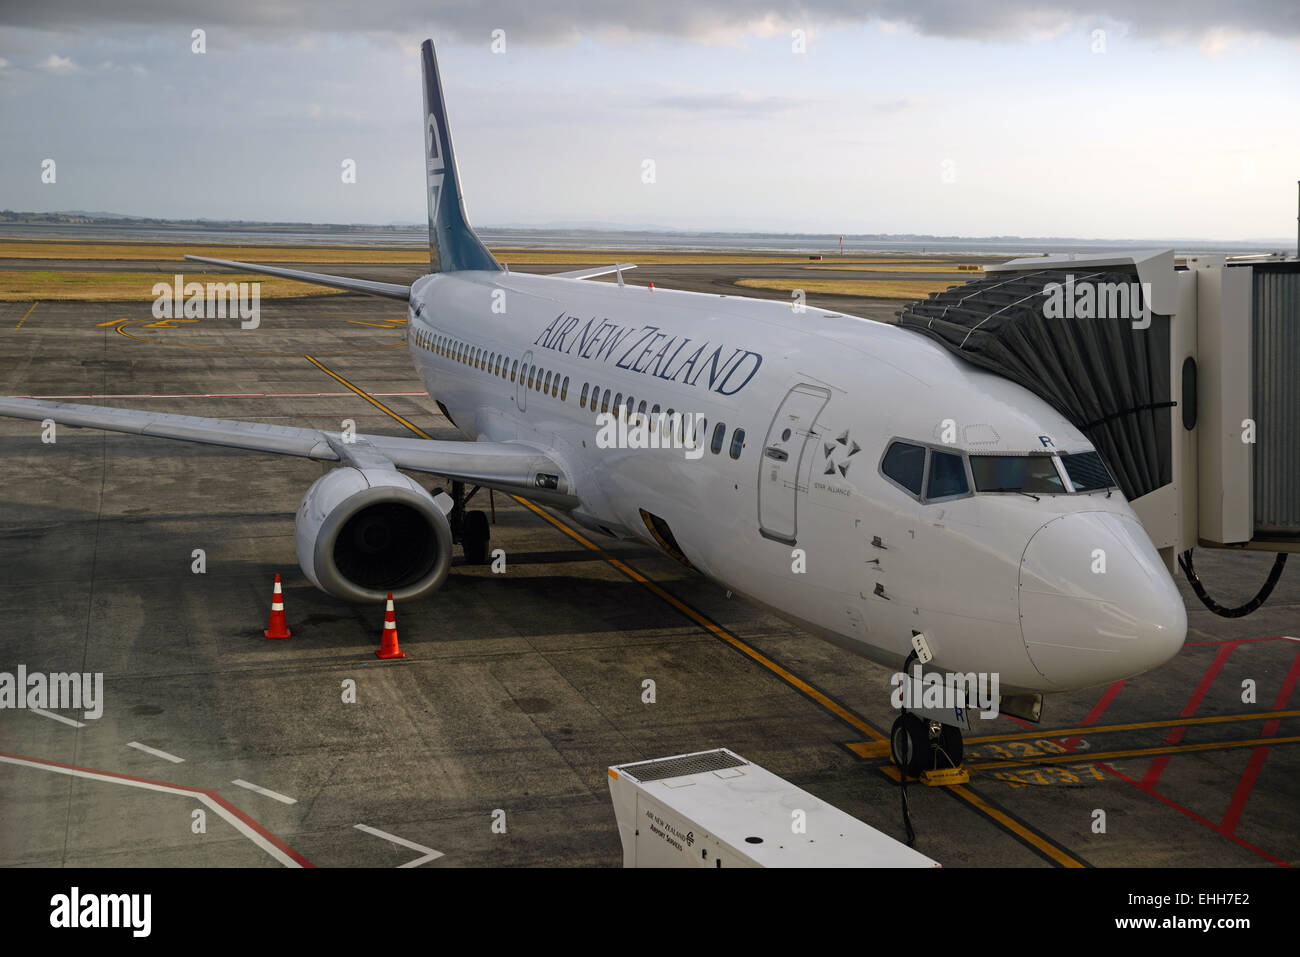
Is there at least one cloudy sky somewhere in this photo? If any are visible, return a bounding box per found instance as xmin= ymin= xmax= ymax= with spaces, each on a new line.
xmin=1 ymin=2 xmax=1297 ymax=239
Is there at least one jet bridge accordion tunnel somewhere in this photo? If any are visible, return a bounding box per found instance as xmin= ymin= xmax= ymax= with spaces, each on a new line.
xmin=896 ymin=250 xmax=1298 ymax=618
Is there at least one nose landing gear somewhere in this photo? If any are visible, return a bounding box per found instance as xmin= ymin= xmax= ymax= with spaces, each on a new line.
xmin=889 ymin=714 xmax=968 ymax=783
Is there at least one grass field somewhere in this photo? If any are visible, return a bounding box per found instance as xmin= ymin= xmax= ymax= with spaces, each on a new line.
xmin=807 ymin=263 xmax=983 ymax=273
xmin=0 ymin=239 xmax=980 ymax=267
xmin=0 ymin=270 xmax=343 ymax=301
xmin=734 ymin=278 xmax=960 ymax=299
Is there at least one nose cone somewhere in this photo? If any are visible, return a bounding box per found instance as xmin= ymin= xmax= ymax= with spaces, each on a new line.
xmin=1019 ymin=512 xmax=1186 ymax=690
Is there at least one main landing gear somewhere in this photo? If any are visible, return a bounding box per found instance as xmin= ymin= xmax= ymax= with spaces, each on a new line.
xmin=438 ymin=480 xmax=492 ymax=564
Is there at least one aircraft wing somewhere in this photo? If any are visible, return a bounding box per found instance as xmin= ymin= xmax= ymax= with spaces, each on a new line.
xmin=548 ymin=264 xmax=637 ymax=281
xmin=0 ymin=397 xmax=575 ymax=504
xmin=184 ymin=255 xmax=411 ymax=300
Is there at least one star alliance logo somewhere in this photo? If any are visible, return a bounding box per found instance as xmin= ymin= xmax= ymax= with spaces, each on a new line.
xmin=822 ymin=429 xmax=861 ymax=478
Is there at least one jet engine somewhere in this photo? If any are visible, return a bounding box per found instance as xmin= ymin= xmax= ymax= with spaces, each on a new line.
xmin=295 ymin=466 xmax=454 ymax=603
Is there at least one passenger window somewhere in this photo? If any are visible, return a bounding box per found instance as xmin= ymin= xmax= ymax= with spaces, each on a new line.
xmin=535 ymin=369 xmax=544 ymax=392
xmin=729 ymin=428 xmax=745 ymax=459
xmin=580 ymin=383 xmax=589 ymax=407
xmin=638 ymin=400 xmax=647 ymax=415
xmin=510 ymin=360 xmax=518 ymax=382
xmin=613 ymin=393 xmax=623 ymax=415
xmin=882 ymin=442 xmax=926 ymax=496
xmin=711 ymin=422 xmax=725 ymax=454
xmin=602 ymin=389 xmax=611 ymax=413
xmin=552 ymin=376 xmax=560 ymax=398
xmin=561 ymin=377 xmax=569 ymax=401
xmin=544 ymin=371 xmax=552 ymax=393
xmin=927 ymin=451 xmax=969 ymax=499
xmin=526 ymin=366 xmax=534 ymax=389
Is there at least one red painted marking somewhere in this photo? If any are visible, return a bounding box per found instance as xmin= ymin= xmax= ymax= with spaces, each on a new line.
xmin=1063 ymin=679 xmax=1127 ymax=750
xmin=1140 ymin=641 xmax=1241 ymax=788
xmin=1103 ymin=764 xmax=1290 ymax=867
xmin=0 ymin=750 xmax=314 ymax=867
xmin=205 ymin=791 xmax=315 ymax=868
xmin=1185 ymin=636 xmax=1299 ymax=647
xmin=1 ymin=750 xmax=206 ymax=791
xmin=1220 ymin=648 xmax=1300 ymax=835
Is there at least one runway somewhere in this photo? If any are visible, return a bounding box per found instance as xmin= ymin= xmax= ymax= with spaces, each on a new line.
xmin=1 ymin=248 xmax=1296 ymax=867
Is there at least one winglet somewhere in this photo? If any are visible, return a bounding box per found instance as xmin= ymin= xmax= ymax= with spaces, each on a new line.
xmin=421 ymin=38 xmax=501 ymax=273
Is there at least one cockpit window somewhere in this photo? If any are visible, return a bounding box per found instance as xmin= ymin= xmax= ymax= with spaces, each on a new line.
xmin=881 ymin=441 xmax=925 ymax=495
xmin=927 ymin=450 xmax=969 ymax=499
xmin=1061 ymin=451 xmax=1114 ymax=492
xmin=970 ymin=455 xmax=1065 ymax=494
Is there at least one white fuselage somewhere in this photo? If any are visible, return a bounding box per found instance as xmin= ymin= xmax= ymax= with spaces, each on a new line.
xmin=405 ymin=270 xmax=1186 ymax=694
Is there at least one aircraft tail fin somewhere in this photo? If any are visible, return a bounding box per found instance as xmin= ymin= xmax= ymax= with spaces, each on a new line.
xmin=421 ymin=38 xmax=501 ymax=273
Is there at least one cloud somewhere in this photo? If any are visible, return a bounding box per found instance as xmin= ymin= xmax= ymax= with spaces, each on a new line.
xmin=644 ymin=88 xmax=924 ymax=116
xmin=37 ymin=53 xmax=78 ymax=74
xmin=1 ymin=0 xmax=1297 ymax=46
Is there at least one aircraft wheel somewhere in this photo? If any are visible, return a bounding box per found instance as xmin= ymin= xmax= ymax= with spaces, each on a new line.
xmin=890 ymin=713 xmax=930 ymax=777
xmin=938 ymin=724 xmax=964 ymax=768
xmin=462 ymin=509 xmax=490 ymax=564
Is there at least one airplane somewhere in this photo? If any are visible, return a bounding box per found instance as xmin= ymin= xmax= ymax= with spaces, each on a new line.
xmin=0 ymin=38 xmax=1186 ymax=774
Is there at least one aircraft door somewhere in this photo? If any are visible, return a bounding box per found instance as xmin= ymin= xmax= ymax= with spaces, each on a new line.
xmin=517 ymin=349 xmax=532 ymax=412
xmin=758 ymin=384 xmax=831 ymax=545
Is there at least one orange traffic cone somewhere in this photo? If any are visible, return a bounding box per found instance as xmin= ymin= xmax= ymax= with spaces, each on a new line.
xmin=375 ymin=592 xmax=406 ymax=659
xmin=264 ymin=573 xmax=291 ymax=639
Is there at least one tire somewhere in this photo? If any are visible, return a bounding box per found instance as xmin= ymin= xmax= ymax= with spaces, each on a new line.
xmin=462 ymin=509 xmax=490 ymax=564
xmin=890 ymin=713 xmax=930 ymax=777
xmin=938 ymin=724 xmax=964 ymax=769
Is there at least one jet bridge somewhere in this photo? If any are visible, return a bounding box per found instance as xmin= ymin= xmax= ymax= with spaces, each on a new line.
xmin=896 ymin=249 xmax=1298 ymax=616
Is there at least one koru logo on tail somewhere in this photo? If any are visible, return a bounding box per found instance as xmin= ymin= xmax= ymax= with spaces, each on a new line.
xmin=426 ymin=113 xmax=445 ymax=221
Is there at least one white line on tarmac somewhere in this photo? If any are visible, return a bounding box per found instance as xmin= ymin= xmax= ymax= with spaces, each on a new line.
xmin=127 ymin=741 xmax=185 ymax=763
xmin=29 ymin=708 xmax=85 ymax=728
xmin=0 ymin=755 xmax=303 ymax=868
xmin=354 ymin=823 xmax=445 ymax=867
xmin=231 ymin=779 xmax=297 ymax=805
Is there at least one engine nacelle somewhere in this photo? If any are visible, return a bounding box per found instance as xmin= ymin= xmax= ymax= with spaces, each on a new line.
xmin=295 ymin=466 xmax=453 ymax=603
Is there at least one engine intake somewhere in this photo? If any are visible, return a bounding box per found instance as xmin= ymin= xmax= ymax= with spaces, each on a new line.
xmin=295 ymin=466 xmax=453 ymax=603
